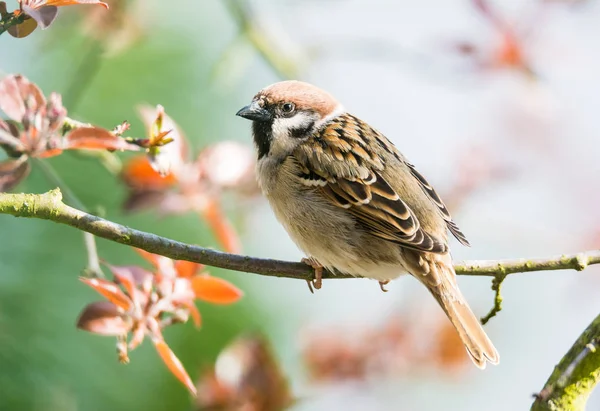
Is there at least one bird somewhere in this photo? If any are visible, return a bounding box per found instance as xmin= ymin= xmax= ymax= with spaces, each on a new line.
xmin=236 ymin=80 xmax=499 ymax=369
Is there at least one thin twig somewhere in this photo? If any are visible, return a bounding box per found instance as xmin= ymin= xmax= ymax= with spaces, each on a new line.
xmin=480 ymin=273 xmax=507 ymax=325
xmin=1 ymin=189 xmax=599 ymax=282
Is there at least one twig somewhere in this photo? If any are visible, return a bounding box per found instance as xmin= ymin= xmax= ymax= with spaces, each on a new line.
xmin=480 ymin=273 xmax=507 ymax=325
xmin=531 ymin=318 xmax=600 ymax=411
xmin=1 ymin=189 xmax=599 ymax=283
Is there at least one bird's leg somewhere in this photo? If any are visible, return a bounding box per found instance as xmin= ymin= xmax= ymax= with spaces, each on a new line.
xmin=379 ymin=280 xmax=390 ymax=292
xmin=302 ymin=257 xmax=323 ymax=292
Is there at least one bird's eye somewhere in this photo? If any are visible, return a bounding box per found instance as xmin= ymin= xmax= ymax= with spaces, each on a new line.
xmin=281 ymin=102 xmax=295 ymax=114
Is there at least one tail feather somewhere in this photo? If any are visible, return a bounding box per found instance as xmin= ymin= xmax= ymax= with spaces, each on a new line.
xmin=405 ymin=250 xmax=499 ymax=369
xmin=429 ymin=282 xmax=499 ymax=368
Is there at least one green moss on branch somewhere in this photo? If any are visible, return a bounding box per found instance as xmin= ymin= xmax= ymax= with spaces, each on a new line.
xmin=531 ymin=314 xmax=600 ymax=411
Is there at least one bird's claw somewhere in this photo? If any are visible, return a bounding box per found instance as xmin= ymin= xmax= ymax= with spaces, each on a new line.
xmin=302 ymin=257 xmax=323 ymax=292
xmin=379 ymin=280 xmax=390 ymax=292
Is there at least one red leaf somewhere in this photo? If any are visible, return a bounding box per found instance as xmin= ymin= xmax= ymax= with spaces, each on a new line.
xmin=80 ymin=277 xmax=132 ymax=311
xmin=122 ymin=155 xmax=177 ymax=190
xmin=106 ymin=264 xmax=153 ymax=288
xmin=135 ymin=248 xmax=163 ymax=268
xmin=27 ymin=0 xmax=109 ymax=9
xmin=0 ymin=74 xmax=46 ymax=121
xmin=76 ymin=301 xmax=130 ymax=336
xmin=153 ymin=339 xmax=197 ymax=396
xmin=0 ymin=157 xmax=30 ymax=191
xmin=180 ymin=300 xmax=202 ymax=328
xmin=191 ymin=275 xmax=243 ymax=305
xmin=35 ymin=148 xmax=63 ymax=158
xmin=200 ymin=199 xmax=242 ymax=254
xmin=174 ymin=260 xmax=202 ymax=278
xmin=64 ymin=127 xmax=140 ymax=151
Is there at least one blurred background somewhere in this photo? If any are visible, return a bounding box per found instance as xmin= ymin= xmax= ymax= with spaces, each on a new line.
xmin=1 ymin=0 xmax=600 ymax=409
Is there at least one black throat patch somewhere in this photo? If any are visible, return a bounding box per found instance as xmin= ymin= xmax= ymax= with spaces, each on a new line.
xmin=252 ymin=120 xmax=273 ymax=159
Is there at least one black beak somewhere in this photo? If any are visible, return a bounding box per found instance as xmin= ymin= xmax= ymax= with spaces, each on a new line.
xmin=236 ymin=102 xmax=272 ymax=122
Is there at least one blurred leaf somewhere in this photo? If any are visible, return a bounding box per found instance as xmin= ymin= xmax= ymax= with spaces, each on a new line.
xmin=191 ymin=275 xmax=243 ymax=305
xmin=80 ymin=277 xmax=132 ymax=311
xmin=154 ymin=339 xmax=197 ymax=396
xmin=21 ymin=5 xmax=57 ymax=29
xmin=0 ymin=157 xmax=30 ymax=191
xmin=122 ymin=155 xmax=176 ymax=190
xmin=174 ymin=260 xmax=202 ymax=278
xmin=7 ymin=16 xmax=38 ymax=38
xmin=0 ymin=74 xmax=46 ymax=121
xmin=64 ymin=127 xmax=140 ymax=151
xmin=76 ymin=301 xmax=129 ymax=336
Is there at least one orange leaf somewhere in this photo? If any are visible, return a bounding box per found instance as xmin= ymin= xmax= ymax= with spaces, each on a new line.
xmin=200 ymin=199 xmax=242 ymax=254
xmin=64 ymin=127 xmax=139 ymax=151
xmin=122 ymin=155 xmax=177 ymax=190
xmin=174 ymin=260 xmax=202 ymax=278
xmin=105 ymin=265 xmax=138 ymax=302
xmin=76 ymin=301 xmax=130 ymax=336
xmin=80 ymin=277 xmax=132 ymax=311
xmin=180 ymin=300 xmax=202 ymax=328
xmin=153 ymin=339 xmax=197 ymax=396
xmin=134 ymin=248 xmax=172 ymax=270
xmin=191 ymin=275 xmax=243 ymax=305
xmin=35 ymin=0 xmax=109 ymax=9
xmin=35 ymin=148 xmax=63 ymax=158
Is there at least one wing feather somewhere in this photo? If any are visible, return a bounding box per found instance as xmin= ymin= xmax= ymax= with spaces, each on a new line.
xmin=294 ymin=113 xmax=455 ymax=253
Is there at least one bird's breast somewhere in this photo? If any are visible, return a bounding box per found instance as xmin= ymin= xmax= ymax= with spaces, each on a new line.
xmin=256 ymin=156 xmax=407 ymax=280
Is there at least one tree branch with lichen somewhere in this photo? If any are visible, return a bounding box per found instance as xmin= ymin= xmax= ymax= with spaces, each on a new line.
xmin=531 ymin=313 xmax=600 ymax=411
xmin=0 ymin=188 xmax=599 ymax=282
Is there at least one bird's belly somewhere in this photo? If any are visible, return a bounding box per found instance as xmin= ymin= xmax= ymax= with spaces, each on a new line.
xmin=265 ymin=184 xmax=407 ymax=281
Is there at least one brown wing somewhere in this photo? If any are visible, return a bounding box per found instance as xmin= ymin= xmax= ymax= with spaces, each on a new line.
xmin=406 ymin=163 xmax=470 ymax=246
xmin=292 ymin=113 xmax=448 ymax=254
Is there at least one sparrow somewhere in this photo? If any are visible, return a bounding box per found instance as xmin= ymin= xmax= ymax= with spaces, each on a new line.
xmin=236 ymin=80 xmax=499 ymax=369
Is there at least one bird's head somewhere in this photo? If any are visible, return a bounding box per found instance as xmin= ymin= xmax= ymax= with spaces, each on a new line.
xmin=236 ymin=80 xmax=344 ymax=159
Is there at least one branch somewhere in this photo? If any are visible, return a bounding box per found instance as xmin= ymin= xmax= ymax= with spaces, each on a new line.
xmin=0 ymin=189 xmax=599 ymax=282
xmin=480 ymin=273 xmax=507 ymax=325
xmin=531 ymin=313 xmax=600 ymax=411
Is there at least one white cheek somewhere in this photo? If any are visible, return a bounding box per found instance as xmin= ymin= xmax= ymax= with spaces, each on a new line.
xmin=272 ymin=114 xmax=313 ymax=139
xmin=269 ymin=113 xmax=316 ymax=157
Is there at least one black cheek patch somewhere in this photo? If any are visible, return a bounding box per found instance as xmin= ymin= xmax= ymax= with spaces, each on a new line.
xmin=290 ymin=121 xmax=315 ymax=139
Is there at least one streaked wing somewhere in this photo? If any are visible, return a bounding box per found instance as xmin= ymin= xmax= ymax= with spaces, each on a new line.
xmin=406 ymin=163 xmax=470 ymax=246
xmin=292 ymin=113 xmax=448 ymax=253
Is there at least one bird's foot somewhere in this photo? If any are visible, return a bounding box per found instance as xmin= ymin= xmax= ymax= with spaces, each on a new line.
xmin=302 ymin=257 xmax=323 ymax=293
xmin=379 ymin=280 xmax=390 ymax=292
